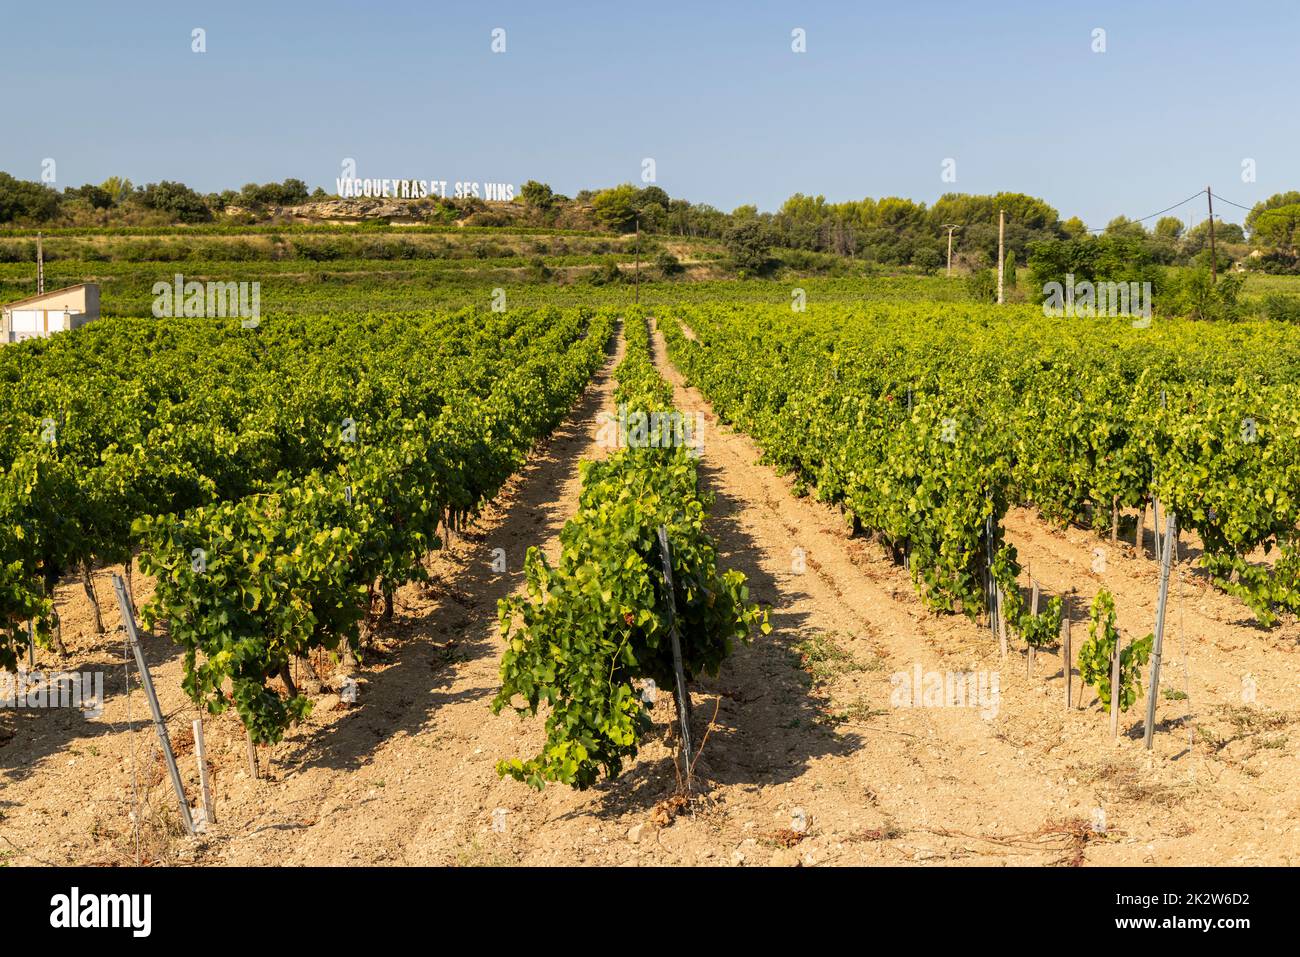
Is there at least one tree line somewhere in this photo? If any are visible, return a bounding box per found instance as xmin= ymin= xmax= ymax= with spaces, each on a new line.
xmin=2 ymin=169 xmax=1298 ymax=276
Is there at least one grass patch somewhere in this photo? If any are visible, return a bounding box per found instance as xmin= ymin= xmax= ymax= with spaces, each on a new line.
xmin=791 ymin=631 xmax=876 ymax=684
xmin=816 ymin=697 xmax=888 ymax=726
xmin=453 ymin=839 xmax=516 ymax=868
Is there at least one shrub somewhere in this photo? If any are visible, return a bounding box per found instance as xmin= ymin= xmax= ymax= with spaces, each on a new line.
xmin=911 ymin=246 xmax=942 ymax=275
xmin=586 ymin=261 xmax=623 ymax=285
xmin=655 ymin=249 xmax=683 ymax=277
xmin=965 ymin=267 xmax=997 ymax=303
xmin=1244 ymin=250 xmax=1300 ymax=274
xmin=1261 ymin=293 xmax=1300 ymax=322
xmin=525 ymin=256 xmax=552 ymax=282
xmin=1161 ymin=268 xmax=1245 ymax=321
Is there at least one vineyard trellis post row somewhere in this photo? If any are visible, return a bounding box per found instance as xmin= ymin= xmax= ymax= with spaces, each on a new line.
xmin=112 ymin=574 xmax=196 ymax=837
xmin=655 ymin=526 xmax=695 ymax=792
xmin=1144 ymin=513 xmax=1177 ymax=750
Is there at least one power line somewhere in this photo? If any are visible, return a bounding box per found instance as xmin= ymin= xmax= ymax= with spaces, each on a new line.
xmin=1085 ymin=189 xmax=1208 ymax=233
xmin=1208 ymin=190 xmax=1256 ymax=213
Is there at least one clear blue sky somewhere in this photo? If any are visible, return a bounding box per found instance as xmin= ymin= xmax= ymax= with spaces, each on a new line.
xmin=2 ymin=0 xmax=1292 ymax=227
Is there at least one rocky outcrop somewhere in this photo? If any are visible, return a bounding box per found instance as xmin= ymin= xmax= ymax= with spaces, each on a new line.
xmin=284 ymin=198 xmax=436 ymax=222
xmin=218 ymin=196 xmax=547 ymax=228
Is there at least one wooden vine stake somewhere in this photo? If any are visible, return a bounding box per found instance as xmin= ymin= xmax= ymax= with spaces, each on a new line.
xmin=1144 ymin=513 xmax=1177 ymax=751
xmin=246 ymin=731 xmax=260 ymax=780
xmin=1109 ymin=640 xmax=1122 ymax=740
xmin=996 ymin=586 xmax=1008 ymax=661
xmin=193 ymin=718 xmax=214 ymax=826
xmin=656 ymin=526 xmax=694 ymax=792
xmin=111 ymin=573 xmax=196 ymax=837
xmin=1028 ymin=581 xmax=1039 ymax=677
xmin=1060 ymin=595 xmax=1072 ymax=710
xmin=1136 ymin=496 xmax=1146 ymax=557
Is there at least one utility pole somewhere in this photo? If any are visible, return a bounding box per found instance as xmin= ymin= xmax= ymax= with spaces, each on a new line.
xmin=1206 ymin=186 xmax=1217 ymax=284
xmin=36 ymin=232 xmax=44 ymax=295
xmin=996 ymin=210 xmax=1005 ymax=304
xmin=634 ymin=214 xmax=640 ymax=305
xmin=941 ymin=224 xmax=960 ymax=277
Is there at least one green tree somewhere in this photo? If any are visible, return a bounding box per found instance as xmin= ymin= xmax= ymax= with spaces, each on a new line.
xmin=1060 ymin=216 xmax=1087 ymax=239
xmin=238 ymin=179 xmax=309 ymax=208
xmin=0 ymin=173 xmax=62 ymax=223
xmin=1002 ymin=249 xmax=1017 ymax=293
xmin=520 ymin=180 xmax=555 ymax=209
xmin=591 ymin=184 xmax=639 ymax=232
xmin=64 ymin=184 xmax=114 ymax=209
xmin=1252 ymin=204 xmax=1300 ymax=255
xmin=1154 ymin=216 xmax=1184 ymax=240
xmin=135 ymin=181 xmax=213 ymax=223
xmin=99 ymin=176 xmax=134 ymax=205
xmin=1245 ymin=191 xmax=1300 ymax=236
xmin=1183 ymin=219 xmax=1245 ymax=255
xmin=724 ymin=219 xmax=772 ymax=273
xmin=636 ymin=185 xmax=670 ymax=210
xmin=1104 ymin=216 xmax=1146 ymax=238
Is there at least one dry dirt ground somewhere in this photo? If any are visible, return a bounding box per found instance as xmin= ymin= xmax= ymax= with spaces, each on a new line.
xmin=1 ymin=322 xmax=1297 ymax=867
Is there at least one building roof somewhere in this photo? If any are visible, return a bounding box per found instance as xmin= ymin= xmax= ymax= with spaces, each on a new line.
xmin=1 ymin=283 xmax=98 ymax=311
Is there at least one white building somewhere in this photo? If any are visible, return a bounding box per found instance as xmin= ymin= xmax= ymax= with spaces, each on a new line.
xmin=0 ymin=284 xmax=100 ymax=343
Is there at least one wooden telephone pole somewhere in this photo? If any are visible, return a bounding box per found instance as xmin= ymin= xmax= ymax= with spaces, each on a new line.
xmin=36 ymin=232 xmax=44 ymax=295
xmin=634 ymin=215 xmax=640 ymax=305
xmin=1206 ymin=187 xmax=1217 ymax=284
xmin=942 ymin=224 xmax=960 ymax=277
xmin=996 ymin=210 xmax=1005 ymax=304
